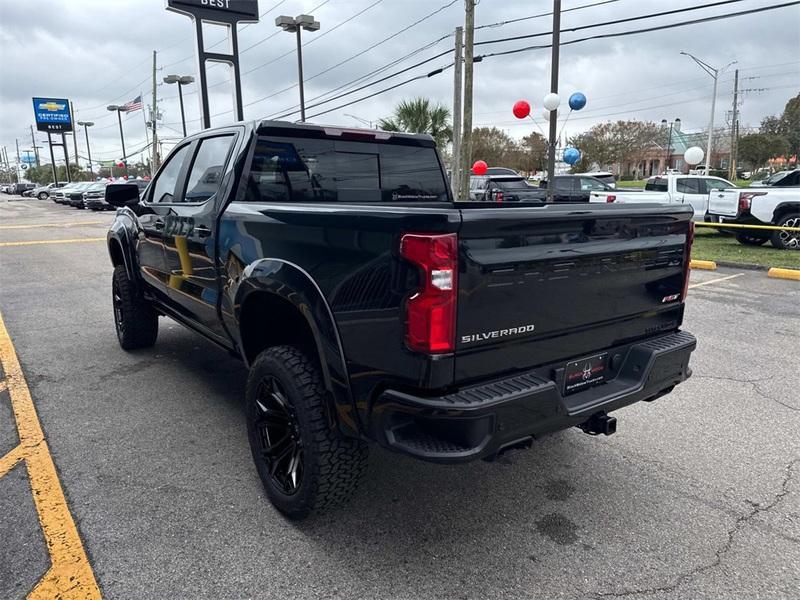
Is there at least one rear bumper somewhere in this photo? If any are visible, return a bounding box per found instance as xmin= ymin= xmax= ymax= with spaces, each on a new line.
xmin=371 ymin=331 xmax=696 ymax=463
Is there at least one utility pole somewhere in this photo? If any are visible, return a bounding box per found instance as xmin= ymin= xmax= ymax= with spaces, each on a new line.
xmin=46 ymin=134 xmax=58 ymax=184
xmin=70 ymin=101 xmax=79 ymax=170
xmin=151 ymin=50 xmax=159 ymax=175
xmin=546 ymin=0 xmax=562 ymax=203
xmin=15 ymin=139 xmax=23 ymax=182
xmin=29 ymin=125 xmax=40 ymax=167
xmin=451 ymin=26 xmax=463 ymax=200
xmin=729 ymin=68 xmax=739 ymax=181
xmin=459 ymin=0 xmax=476 ymax=201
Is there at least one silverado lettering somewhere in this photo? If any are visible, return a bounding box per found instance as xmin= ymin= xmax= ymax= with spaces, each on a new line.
xmin=461 ymin=324 xmax=536 ymax=344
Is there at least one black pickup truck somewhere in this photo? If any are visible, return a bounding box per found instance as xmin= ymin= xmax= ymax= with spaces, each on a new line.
xmin=105 ymin=121 xmax=697 ymax=519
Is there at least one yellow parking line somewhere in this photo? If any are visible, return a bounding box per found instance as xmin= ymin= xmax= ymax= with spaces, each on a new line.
xmin=0 ymin=310 xmax=101 ymax=598
xmin=0 ymin=237 xmax=106 ymax=248
xmin=0 ymin=221 xmax=103 ymax=230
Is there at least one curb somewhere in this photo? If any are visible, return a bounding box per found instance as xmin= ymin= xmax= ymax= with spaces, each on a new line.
xmin=714 ymin=260 xmax=768 ymax=272
xmin=690 ymin=260 xmax=717 ymax=270
xmin=768 ymin=268 xmax=800 ymax=281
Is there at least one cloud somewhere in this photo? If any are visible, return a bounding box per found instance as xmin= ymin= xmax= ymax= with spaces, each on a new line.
xmin=1 ymin=0 xmax=798 ymax=164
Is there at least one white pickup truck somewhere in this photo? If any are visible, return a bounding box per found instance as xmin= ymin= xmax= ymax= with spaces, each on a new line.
xmin=590 ymin=174 xmax=736 ymax=222
xmin=707 ymin=169 xmax=800 ymax=249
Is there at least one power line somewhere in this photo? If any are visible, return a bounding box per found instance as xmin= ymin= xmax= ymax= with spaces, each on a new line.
xmin=475 ymin=0 xmax=621 ymax=30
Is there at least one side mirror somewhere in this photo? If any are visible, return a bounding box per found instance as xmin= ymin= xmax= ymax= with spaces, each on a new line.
xmin=105 ymin=183 xmax=141 ymax=207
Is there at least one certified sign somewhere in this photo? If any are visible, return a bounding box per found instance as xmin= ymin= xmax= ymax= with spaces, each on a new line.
xmin=32 ymin=97 xmax=73 ymax=132
xmin=166 ymin=0 xmax=259 ymax=21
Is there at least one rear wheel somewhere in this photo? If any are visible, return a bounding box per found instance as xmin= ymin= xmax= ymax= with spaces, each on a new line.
xmin=770 ymin=214 xmax=800 ymax=250
xmin=112 ymin=265 xmax=158 ymax=350
xmin=735 ymin=232 xmax=769 ymax=246
xmin=246 ymin=345 xmax=367 ymax=520
xmin=37 ymin=192 xmax=48 ymax=200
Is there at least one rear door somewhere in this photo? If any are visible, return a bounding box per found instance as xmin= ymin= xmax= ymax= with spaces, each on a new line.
xmin=676 ymin=177 xmax=706 ymax=220
xmin=552 ymin=176 xmax=577 ymax=203
xmin=161 ymin=132 xmax=239 ymax=341
xmin=454 ymin=204 xmax=691 ymax=383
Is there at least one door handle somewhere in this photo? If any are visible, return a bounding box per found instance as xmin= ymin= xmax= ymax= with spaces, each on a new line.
xmin=194 ymin=225 xmax=212 ymax=237
xmin=153 ymin=221 xmax=165 ymax=230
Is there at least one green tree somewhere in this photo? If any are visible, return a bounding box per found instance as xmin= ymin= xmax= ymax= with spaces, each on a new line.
xmin=569 ymin=120 xmax=660 ymax=176
xmin=469 ymin=127 xmax=518 ymax=167
xmin=514 ymin=132 xmax=548 ymax=173
xmin=779 ymin=93 xmax=800 ymax=156
xmin=23 ymin=163 xmax=90 ymax=185
xmin=379 ymin=98 xmax=452 ymax=149
xmin=737 ymin=133 xmax=790 ymax=169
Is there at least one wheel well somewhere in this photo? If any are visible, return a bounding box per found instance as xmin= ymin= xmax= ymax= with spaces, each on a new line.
xmin=109 ymin=239 xmax=125 ymax=267
xmin=773 ymin=203 xmax=800 ymax=223
xmin=240 ymin=292 xmax=320 ymax=368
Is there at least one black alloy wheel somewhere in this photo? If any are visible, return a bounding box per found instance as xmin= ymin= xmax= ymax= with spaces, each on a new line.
xmin=252 ymin=376 xmax=304 ymax=495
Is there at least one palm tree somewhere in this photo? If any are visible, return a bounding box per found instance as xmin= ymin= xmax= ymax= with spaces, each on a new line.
xmin=378 ymin=98 xmax=452 ymax=149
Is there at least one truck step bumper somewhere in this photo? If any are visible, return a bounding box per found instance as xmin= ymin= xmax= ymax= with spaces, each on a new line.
xmin=372 ymin=331 xmax=696 ymax=463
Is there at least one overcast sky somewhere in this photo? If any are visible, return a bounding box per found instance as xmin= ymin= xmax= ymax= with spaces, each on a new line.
xmin=1 ymin=0 xmax=798 ymax=166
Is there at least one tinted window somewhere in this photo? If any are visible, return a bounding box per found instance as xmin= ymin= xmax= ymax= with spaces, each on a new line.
xmin=151 ymin=144 xmax=190 ymax=203
xmin=494 ymin=178 xmax=529 ymax=190
xmin=676 ymin=178 xmax=702 ymax=194
xmin=244 ymin=136 xmax=447 ymax=203
xmin=645 ymin=178 xmax=668 ymax=192
xmin=553 ymin=177 xmax=574 ymax=192
xmin=184 ymin=135 xmax=234 ymax=203
xmin=705 ymin=178 xmax=733 ymax=192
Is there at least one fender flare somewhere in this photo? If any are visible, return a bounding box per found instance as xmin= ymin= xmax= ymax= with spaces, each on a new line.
xmin=772 ymin=201 xmax=800 ymax=223
xmin=107 ymin=215 xmax=139 ymax=287
xmin=233 ymin=258 xmax=359 ymax=437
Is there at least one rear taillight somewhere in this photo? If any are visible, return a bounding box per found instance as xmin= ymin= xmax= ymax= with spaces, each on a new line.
xmin=681 ymin=221 xmax=695 ymax=301
xmin=738 ymin=191 xmax=765 ymax=214
xmin=399 ymin=233 xmax=458 ymax=354
xmin=606 ymin=195 xmax=616 ymax=203
xmin=495 ymin=191 xmax=504 ymax=203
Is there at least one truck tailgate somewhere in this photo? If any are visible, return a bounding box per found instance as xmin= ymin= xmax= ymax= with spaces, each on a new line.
xmin=708 ymin=189 xmax=740 ymax=217
xmin=455 ymin=204 xmax=692 ymax=384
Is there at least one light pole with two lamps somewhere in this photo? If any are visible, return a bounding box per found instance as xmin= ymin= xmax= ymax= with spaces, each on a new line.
xmin=163 ymin=74 xmax=195 ymax=137
xmin=660 ymin=118 xmax=680 ymax=174
xmin=680 ymin=52 xmax=736 ymax=175
xmin=107 ymin=105 xmax=129 ymax=176
xmin=76 ymin=121 xmax=95 ymax=177
xmin=275 ymin=14 xmax=320 ymax=122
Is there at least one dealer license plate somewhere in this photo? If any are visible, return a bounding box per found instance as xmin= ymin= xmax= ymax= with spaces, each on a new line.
xmin=564 ymin=352 xmax=608 ymax=395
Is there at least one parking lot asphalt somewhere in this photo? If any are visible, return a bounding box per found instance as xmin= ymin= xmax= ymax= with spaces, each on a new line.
xmin=1 ymin=197 xmax=798 ymax=600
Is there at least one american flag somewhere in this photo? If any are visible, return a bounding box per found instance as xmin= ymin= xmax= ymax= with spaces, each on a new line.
xmin=122 ymin=95 xmax=143 ymax=112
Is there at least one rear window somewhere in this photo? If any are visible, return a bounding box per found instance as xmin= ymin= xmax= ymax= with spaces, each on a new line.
xmin=645 ymin=178 xmax=668 ymax=192
xmin=494 ymin=178 xmax=529 ymax=190
xmin=244 ymin=136 xmax=448 ymax=203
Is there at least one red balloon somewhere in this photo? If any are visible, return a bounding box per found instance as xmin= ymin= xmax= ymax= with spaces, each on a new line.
xmin=512 ymin=100 xmax=531 ymax=119
xmin=472 ymin=160 xmax=488 ymax=175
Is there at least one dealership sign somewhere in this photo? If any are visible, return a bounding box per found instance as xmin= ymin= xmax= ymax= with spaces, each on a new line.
xmin=166 ymin=0 xmax=259 ymax=21
xmin=32 ymin=97 xmax=73 ymax=132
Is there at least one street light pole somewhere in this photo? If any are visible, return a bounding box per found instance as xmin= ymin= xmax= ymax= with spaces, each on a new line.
xmin=680 ymin=52 xmax=735 ymax=176
xmin=107 ymin=105 xmax=129 ymax=177
xmin=164 ymin=75 xmax=195 ymax=137
xmin=276 ymin=15 xmax=320 ymax=122
xmin=77 ymin=121 xmax=95 ymax=177
xmin=660 ymin=118 xmax=680 ymax=174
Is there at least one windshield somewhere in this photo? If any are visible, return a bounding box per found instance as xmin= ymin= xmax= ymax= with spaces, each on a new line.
xmin=87 ymin=183 xmax=106 ymax=191
xmin=765 ymin=172 xmax=788 ymax=185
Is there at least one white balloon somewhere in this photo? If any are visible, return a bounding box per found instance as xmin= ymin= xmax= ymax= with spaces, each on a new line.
xmin=543 ymin=93 xmax=560 ymax=111
xmin=684 ymin=146 xmax=705 ymax=166
xmin=542 ymin=108 xmax=552 ymax=121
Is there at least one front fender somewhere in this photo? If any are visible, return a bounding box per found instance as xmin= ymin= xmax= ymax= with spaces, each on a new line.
xmin=107 ymin=210 xmax=139 ymax=287
xmin=232 ymin=258 xmax=359 ymax=437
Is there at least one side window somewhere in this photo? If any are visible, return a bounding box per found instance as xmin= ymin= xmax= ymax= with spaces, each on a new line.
xmin=580 ymin=177 xmax=606 ymax=191
xmin=705 ymin=178 xmax=732 ymax=192
xmin=676 ymin=178 xmax=701 ymax=194
xmin=553 ymin=177 xmax=573 ymax=192
xmin=183 ymin=135 xmax=235 ymax=203
xmin=151 ymin=144 xmax=191 ymax=204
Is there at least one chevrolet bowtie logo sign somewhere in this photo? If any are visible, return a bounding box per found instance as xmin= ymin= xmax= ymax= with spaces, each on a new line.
xmin=38 ymin=101 xmax=66 ymax=111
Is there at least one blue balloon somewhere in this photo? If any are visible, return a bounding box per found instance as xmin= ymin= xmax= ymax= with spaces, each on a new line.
xmin=563 ymin=147 xmax=581 ymax=165
xmin=568 ymin=92 xmax=587 ymax=111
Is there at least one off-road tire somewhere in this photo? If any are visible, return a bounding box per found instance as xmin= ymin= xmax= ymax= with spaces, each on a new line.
xmin=246 ymin=345 xmax=368 ymax=520
xmin=735 ymin=232 xmax=768 ymax=246
xmin=112 ymin=265 xmax=158 ymax=350
xmin=770 ymin=213 xmax=800 ymax=250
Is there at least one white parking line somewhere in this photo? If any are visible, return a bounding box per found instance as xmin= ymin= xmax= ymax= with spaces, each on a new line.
xmin=689 ymin=273 xmax=744 ymax=289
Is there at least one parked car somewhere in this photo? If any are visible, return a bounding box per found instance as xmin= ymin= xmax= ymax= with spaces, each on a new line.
xmin=708 ymin=174 xmax=799 ymax=249
xmin=53 ymin=182 xmax=91 ymax=205
xmin=748 ymin=170 xmax=799 ymax=188
xmin=574 ymin=171 xmax=616 ymax=188
xmin=105 ymin=120 xmax=697 ymax=519
xmin=485 ymin=167 xmax=520 ymax=177
xmin=31 ymin=182 xmax=65 ymax=200
xmin=82 ymin=182 xmax=111 ymax=210
xmin=12 ymin=182 xmax=37 ymax=196
xmin=537 ymin=175 xmax=616 ymax=203
xmin=469 ymin=174 xmax=545 ymax=202
xmin=590 ymin=174 xmax=736 ymax=221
